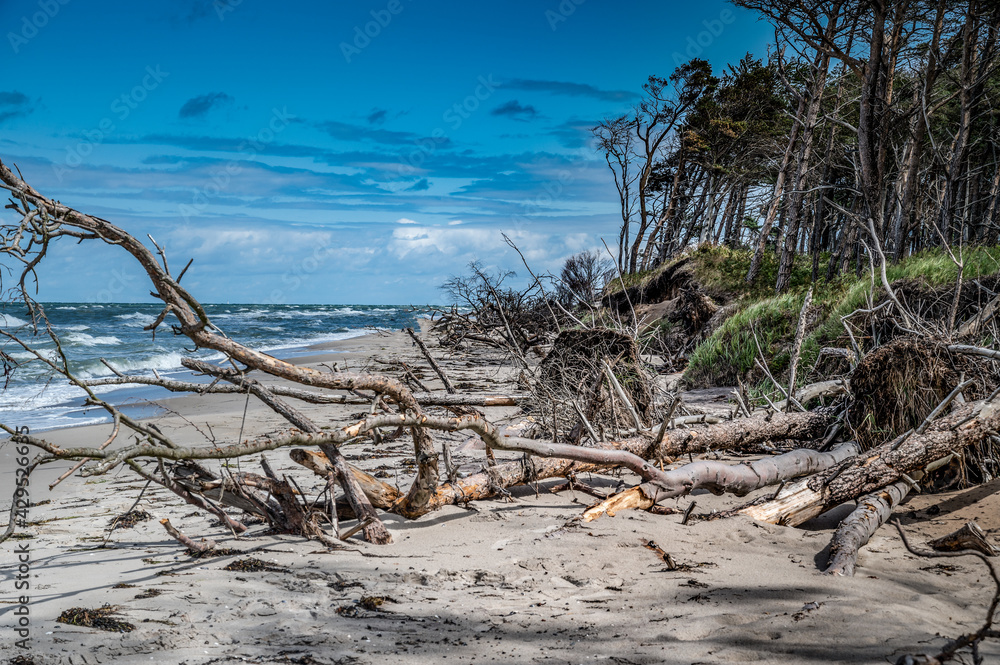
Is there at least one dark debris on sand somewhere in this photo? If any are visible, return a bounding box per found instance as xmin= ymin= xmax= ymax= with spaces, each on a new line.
xmin=335 ymin=595 xmax=397 ymax=618
xmin=189 ymin=547 xmax=245 ymax=559
xmin=109 ymin=510 xmax=152 ymax=530
xmin=56 ymin=605 xmax=135 ymax=633
xmin=134 ymin=588 xmax=163 ymax=600
xmin=222 ymin=557 xmax=287 ymax=573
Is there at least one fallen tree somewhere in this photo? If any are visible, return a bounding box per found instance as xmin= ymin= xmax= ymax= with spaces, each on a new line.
xmin=581 ymin=441 xmax=859 ymax=521
xmin=655 ymin=408 xmax=835 ymax=458
xmin=740 ymin=398 xmax=1000 ymax=527
xmin=823 ymin=480 xmax=911 ymax=577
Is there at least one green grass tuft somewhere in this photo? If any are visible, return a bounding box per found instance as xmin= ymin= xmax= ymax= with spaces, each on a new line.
xmin=684 ymin=292 xmax=804 ymax=388
xmin=680 ymin=244 xmax=1000 ymax=390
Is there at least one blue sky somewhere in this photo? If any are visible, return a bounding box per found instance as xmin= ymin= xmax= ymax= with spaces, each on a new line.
xmin=1 ymin=0 xmax=771 ymax=304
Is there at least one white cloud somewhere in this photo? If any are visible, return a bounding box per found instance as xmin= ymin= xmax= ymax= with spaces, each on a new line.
xmin=396 ymin=217 xmax=418 ymax=224
xmin=388 ymin=226 xmax=599 ymax=272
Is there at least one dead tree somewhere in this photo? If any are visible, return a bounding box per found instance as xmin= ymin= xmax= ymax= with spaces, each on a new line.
xmin=741 ymin=399 xmax=1000 ymax=526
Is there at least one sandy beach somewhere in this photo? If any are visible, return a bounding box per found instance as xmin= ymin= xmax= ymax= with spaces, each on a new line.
xmin=3 ymin=328 xmax=999 ymax=665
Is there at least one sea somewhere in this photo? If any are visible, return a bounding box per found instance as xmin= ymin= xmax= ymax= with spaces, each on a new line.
xmin=0 ymin=303 xmax=430 ymax=433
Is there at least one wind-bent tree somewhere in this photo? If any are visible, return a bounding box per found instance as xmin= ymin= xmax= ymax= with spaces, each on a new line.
xmin=594 ymin=59 xmax=716 ymax=274
xmin=592 ymin=0 xmax=1000 ymax=291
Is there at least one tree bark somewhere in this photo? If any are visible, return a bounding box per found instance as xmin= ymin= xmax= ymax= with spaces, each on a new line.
xmin=656 ymin=409 xmax=835 ymax=458
xmin=583 ymin=442 xmax=859 ymax=522
xmin=740 ymin=399 xmax=1000 ymax=527
xmin=823 ymin=480 xmax=910 ymax=576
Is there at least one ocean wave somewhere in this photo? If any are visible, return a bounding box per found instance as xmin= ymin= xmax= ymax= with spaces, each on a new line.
xmin=212 ymin=308 xmax=272 ymax=321
xmin=77 ymin=351 xmax=184 ymax=379
xmin=0 ymin=379 xmax=108 ymax=410
xmin=115 ymin=312 xmax=157 ymax=327
xmin=0 ymin=314 xmax=31 ymax=328
xmin=55 ymin=306 xmax=78 ymax=310
xmin=4 ymin=349 xmax=59 ymax=366
xmin=65 ymin=332 xmax=123 ymax=347
xmin=59 ymin=324 xmax=90 ymax=332
xmin=261 ymin=328 xmax=368 ymax=353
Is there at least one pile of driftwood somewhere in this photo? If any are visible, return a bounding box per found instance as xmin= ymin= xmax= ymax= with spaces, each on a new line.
xmin=2 ymin=158 xmax=1000 ymax=664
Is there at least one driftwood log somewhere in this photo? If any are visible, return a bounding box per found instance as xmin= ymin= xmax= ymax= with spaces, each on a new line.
xmin=656 ymin=409 xmax=835 ymax=458
xmin=928 ymin=521 xmax=999 ymax=557
xmin=83 ymin=374 xmax=525 ymax=407
xmin=160 ymin=518 xmax=216 ymax=553
xmin=823 ymin=480 xmax=911 ymax=576
xmin=582 ymin=442 xmax=860 ymax=522
xmin=741 ymin=398 xmax=1000 ymax=526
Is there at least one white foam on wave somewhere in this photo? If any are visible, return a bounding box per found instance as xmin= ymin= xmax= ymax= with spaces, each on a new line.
xmin=260 ymin=328 xmax=369 ymax=354
xmin=4 ymin=349 xmax=59 ymax=367
xmin=212 ymin=308 xmax=272 ymax=321
xmin=76 ymin=351 xmax=184 ymax=379
xmin=115 ymin=312 xmax=157 ymax=327
xmin=0 ymin=314 xmax=30 ymax=328
xmin=0 ymin=378 xmax=118 ymax=411
xmin=66 ymin=332 xmax=122 ymax=347
xmin=59 ymin=324 xmax=90 ymax=332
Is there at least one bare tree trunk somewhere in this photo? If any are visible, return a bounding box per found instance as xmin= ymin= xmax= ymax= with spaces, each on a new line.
xmin=583 ymin=442 xmax=859 ymax=522
xmin=857 ymin=1 xmax=888 ymax=241
xmin=642 ymin=146 xmax=686 ymax=269
xmin=937 ymin=1 xmax=981 ymax=244
xmin=740 ymin=399 xmax=1000 ymax=527
xmin=776 ymin=14 xmax=837 ymax=293
xmin=823 ymin=480 xmax=910 ymax=576
xmin=747 ymin=95 xmax=806 ymax=283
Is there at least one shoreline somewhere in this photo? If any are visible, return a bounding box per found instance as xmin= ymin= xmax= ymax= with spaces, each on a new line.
xmin=1 ymin=327 xmax=998 ymax=664
xmin=0 ymin=302 xmax=433 ymax=435
xmin=9 ymin=327 xmax=398 ymax=436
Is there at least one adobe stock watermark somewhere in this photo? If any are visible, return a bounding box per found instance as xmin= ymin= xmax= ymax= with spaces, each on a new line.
xmin=214 ymin=0 xmax=244 ymax=21
xmin=266 ymin=239 xmax=336 ymax=305
xmin=510 ymin=169 xmax=575 ymax=232
xmin=340 ymin=0 xmax=408 ymax=63
xmin=7 ymin=0 xmax=71 ymax=54
xmin=11 ymin=426 xmax=32 ymax=652
xmin=91 ymin=266 xmax=139 ymax=304
xmin=672 ymin=8 xmax=736 ymax=67
xmin=178 ymin=107 xmax=296 ymax=222
xmin=545 ymin=0 xmax=585 ymax=31
xmin=396 ymin=74 xmax=499 ymax=176
xmin=52 ymin=65 xmax=169 ymax=184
